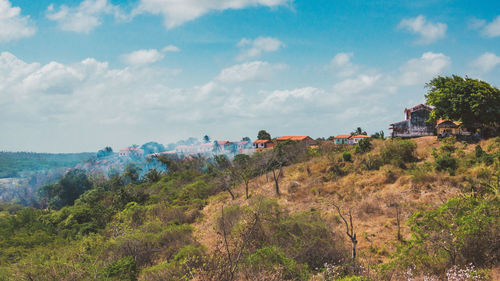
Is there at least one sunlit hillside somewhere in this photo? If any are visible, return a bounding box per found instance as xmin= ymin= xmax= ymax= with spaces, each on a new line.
xmin=0 ymin=136 xmax=498 ymax=280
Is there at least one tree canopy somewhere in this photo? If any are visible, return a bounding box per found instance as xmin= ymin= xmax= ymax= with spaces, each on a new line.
xmin=257 ymin=130 xmax=271 ymax=141
xmin=425 ymin=75 xmax=500 ymax=133
xmin=351 ymin=127 xmax=367 ymax=135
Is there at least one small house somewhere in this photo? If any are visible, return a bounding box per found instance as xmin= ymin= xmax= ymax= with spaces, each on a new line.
xmin=348 ymin=135 xmax=370 ymax=145
xmin=253 ymin=139 xmax=275 ymax=149
xmin=276 ymin=136 xmax=316 ymax=147
xmin=436 ymin=119 xmax=470 ymax=137
xmin=334 ymin=135 xmax=351 ymax=145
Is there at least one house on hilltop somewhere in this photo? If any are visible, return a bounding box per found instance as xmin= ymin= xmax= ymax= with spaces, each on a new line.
xmin=334 ymin=135 xmax=351 ymax=145
xmin=389 ymin=104 xmax=435 ymax=138
xmin=348 ymin=135 xmax=370 ymax=144
xmin=276 ymin=136 xmax=316 ymax=147
xmin=333 ymin=134 xmax=370 ymax=145
xmin=435 ymin=119 xmax=475 ymax=138
xmin=253 ymin=139 xmax=275 ymax=149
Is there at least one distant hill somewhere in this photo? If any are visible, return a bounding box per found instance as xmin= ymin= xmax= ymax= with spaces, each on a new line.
xmin=0 ymin=152 xmax=95 ymax=178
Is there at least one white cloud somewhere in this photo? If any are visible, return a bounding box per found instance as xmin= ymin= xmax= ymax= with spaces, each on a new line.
xmin=399 ymin=52 xmax=450 ymax=85
xmin=237 ymin=37 xmax=284 ymax=60
xmin=46 ymin=0 xmax=126 ymax=33
xmin=254 ymin=87 xmax=328 ymax=114
xmin=333 ymin=74 xmax=382 ymax=95
xmin=216 ymin=61 xmax=287 ymax=83
xmin=330 ymin=52 xmax=359 ymax=78
xmin=482 ymin=15 xmax=500 ymax=37
xmin=398 ymin=15 xmax=447 ymax=44
xmin=133 ymin=0 xmax=290 ymax=29
xmin=0 ymin=50 xmax=456 ymax=152
xmin=471 ymin=52 xmax=500 ymax=73
xmin=0 ymin=0 xmax=36 ymax=42
xmin=122 ymin=49 xmax=165 ymax=65
xmin=162 ymin=45 xmax=180 ymax=52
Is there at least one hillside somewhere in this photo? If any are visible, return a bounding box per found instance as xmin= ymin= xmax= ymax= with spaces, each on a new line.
xmin=0 ymin=136 xmax=498 ymax=280
xmin=0 ymin=152 xmax=94 ymax=178
xmin=193 ymin=136 xmax=500 ymax=279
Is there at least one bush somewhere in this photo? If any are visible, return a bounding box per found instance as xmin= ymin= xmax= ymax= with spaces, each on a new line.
xmin=360 ymin=154 xmax=383 ymax=170
xmin=354 ymin=138 xmax=372 ymax=154
xmin=434 ymin=155 xmax=458 ymax=175
xmin=245 ymin=246 xmax=310 ymax=281
xmin=380 ymin=139 xmax=417 ymax=167
xmin=105 ymin=256 xmax=138 ymax=281
xmin=342 ymin=152 xmax=352 ymax=162
xmin=398 ymin=196 xmax=500 ymax=276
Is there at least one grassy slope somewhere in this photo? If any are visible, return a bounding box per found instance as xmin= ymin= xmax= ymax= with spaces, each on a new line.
xmin=193 ymin=136 xmax=500 ymax=277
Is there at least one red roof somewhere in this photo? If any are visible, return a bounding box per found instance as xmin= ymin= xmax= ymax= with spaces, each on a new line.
xmin=254 ymin=139 xmax=271 ymax=143
xmin=437 ymin=119 xmax=461 ymax=125
xmin=276 ymin=136 xmax=311 ymax=141
xmin=351 ymin=135 xmax=370 ymax=139
xmin=335 ymin=135 xmax=351 ymax=139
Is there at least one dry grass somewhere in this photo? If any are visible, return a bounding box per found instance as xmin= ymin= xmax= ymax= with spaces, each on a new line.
xmin=192 ymin=137 xmax=492 ymax=271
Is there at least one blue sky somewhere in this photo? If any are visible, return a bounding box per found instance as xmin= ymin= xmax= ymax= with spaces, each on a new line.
xmin=0 ymin=0 xmax=499 ymax=152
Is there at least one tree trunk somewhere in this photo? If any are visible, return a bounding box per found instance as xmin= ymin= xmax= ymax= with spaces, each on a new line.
xmin=396 ymin=207 xmax=402 ymax=241
xmin=351 ymin=235 xmax=357 ymax=263
xmin=245 ymin=181 xmax=249 ymax=199
xmin=272 ymin=169 xmax=281 ymax=196
xmin=227 ymin=187 xmax=235 ymax=200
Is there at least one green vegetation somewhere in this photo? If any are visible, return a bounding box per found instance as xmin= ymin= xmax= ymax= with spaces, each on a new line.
xmin=0 ymin=135 xmax=499 ymax=280
xmin=425 ymin=75 xmax=500 ymax=136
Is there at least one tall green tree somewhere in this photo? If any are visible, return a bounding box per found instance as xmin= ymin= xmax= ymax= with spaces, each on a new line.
xmin=257 ymin=130 xmax=272 ymax=141
xmin=38 ymin=169 xmax=92 ymax=209
xmin=425 ymin=75 xmax=500 ymax=134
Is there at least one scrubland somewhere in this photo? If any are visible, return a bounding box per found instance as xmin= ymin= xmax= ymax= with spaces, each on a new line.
xmin=0 ymin=136 xmax=499 ymax=281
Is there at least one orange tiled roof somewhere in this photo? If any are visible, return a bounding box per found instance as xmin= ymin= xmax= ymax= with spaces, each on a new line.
xmin=254 ymin=139 xmax=271 ymax=143
xmin=437 ymin=119 xmax=462 ymax=126
xmin=335 ymin=135 xmax=351 ymax=139
xmin=351 ymin=135 xmax=370 ymax=138
xmin=276 ymin=136 xmax=310 ymax=141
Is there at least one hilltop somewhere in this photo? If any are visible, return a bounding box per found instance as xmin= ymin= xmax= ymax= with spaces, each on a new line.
xmin=0 ymin=136 xmax=498 ymax=280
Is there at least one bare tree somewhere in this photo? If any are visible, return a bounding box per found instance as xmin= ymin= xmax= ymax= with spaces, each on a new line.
xmin=197 ymin=205 xmax=262 ymax=281
xmin=216 ymin=170 xmax=236 ymax=200
xmin=386 ymin=194 xmax=405 ymax=241
xmin=232 ymin=154 xmax=256 ymax=199
xmin=333 ymin=203 xmax=358 ymax=264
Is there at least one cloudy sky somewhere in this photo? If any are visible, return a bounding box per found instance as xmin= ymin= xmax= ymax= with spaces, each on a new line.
xmin=1 ymin=0 xmax=499 ymax=152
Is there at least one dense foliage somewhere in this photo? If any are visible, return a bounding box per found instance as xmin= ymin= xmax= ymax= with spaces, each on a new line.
xmin=425 ymin=75 xmax=500 ymax=136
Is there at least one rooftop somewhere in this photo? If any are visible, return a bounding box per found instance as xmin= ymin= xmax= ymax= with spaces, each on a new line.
xmin=276 ymin=136 xmax=311 ymax=141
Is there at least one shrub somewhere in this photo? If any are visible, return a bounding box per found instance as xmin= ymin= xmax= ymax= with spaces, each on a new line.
xmin=360 ymin=154 xmax=382 ymax=170
xmin=328 ymin=160 xmax=346 ymax=177
xmin=434 ymin=155 xmax=458 ymax=175
xmin=342 ymin=152 xmax=352 ymax=162
xmin=271 ymin=212 xmax=348 ymax=270
xmin=245 ymin=246 xmax=310 ymax=281
xmin=398 ymin=196 xmax=500 ymax=276
xmin=354 ymin=138 xmax=372 ymax=154
xmin=380 ymin=139 xmax=417 ymax=167
xmin=105 ymin=256 xmax=138 ymax=281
